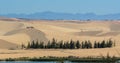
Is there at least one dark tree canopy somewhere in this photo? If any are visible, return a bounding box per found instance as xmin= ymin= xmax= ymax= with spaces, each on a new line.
xmin=25 ymin=38 xmax=114 ymax=49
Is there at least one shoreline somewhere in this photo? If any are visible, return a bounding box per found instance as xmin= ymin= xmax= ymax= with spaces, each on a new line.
xmin=0 ymin=56 xmax=119 ymax=63
xmin=0 ymin=48 xmax=119 ymax=59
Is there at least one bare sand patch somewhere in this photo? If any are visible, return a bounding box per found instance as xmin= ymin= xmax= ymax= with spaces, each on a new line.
xmin=0 ymin=20 xmax=120 ymax=58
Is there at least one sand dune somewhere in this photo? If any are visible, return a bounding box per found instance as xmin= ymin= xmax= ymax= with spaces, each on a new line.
xmin=0 ymin=39 xmax=18 ymax=49
xmin=0 ymin=17 xmax=20 ymax=21
xmin=73 ymin=31 xmax=102 ymax=36
xmin=0 ymin=33 xmax=30 ymax=45
xmin=0 ymin=19 xmax=120 ymax=58
xmin=4 ymin=28 xmax=48 ymax=42
xmin=0 ymin=20 xmax=119 ymax=44
xmin=98 ymin=31 xmax=120 ymax=36
xmin=0 ymin=21 xmax=24 ymax=35
xmin=110 ymin=23 xmax=120 ymax=31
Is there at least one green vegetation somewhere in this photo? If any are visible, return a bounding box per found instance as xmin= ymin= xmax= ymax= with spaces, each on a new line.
xmin=1 ymin=55 xmax=119 ymax=63
xmin=17 ymin=38 xmax=117 ymax=62
xmin=23 ymin=38 xmax=114 ymax=49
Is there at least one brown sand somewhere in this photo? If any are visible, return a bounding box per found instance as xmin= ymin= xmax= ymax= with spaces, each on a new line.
xmin=0 ymin=19 xmax=120 ymax=59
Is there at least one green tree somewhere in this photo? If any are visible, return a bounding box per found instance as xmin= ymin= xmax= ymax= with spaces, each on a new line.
xmin=97 ymin=42 xmax=100 ymax=48
xmin=59 ymin=40 xmax=63 ymax=48
xmin=94 ymin=41 xmax=97 ymax=48
xmin=47 ymin=40 xmax=51 ymax=48
xmin=88 ymin=40 xmax=92 ymax=48
xmin=25 ymin=38 xmax=114 ymax=49
xmin=70 ymin=39 xmax=75 ymax=49
xmin=84 ymin=40 xmax=88 ymax=48
xmin=39 ymin=42 xmax=44 ymax=48
xmin=63 ymin=42 xmax=67 ymax=49
xmin=76 ymin=40 xmax=80 ymax=49
xmin=81 ymin=41 xmax=85 ymax=49
xmin=108 ymin=39 xmax=113 ymax=47
xmin=35 ymin=40 xmax=39 ymax=48
xmin=101 ymin=40 xmax=106 ymax=48
xmin=51 ymin=38 xmax=56 ymax=48
xmin=31 ymin=40 xmax=35 ymax=48
xmin=66 ymin=41 xmax=70 ymax=49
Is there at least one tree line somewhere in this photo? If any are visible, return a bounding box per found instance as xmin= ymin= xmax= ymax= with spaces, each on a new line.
xmin=22 ymin=38 xmax=115 ymax=49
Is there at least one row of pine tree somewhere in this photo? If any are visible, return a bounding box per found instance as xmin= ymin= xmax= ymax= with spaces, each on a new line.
xmin=23 ymin=38 xmax=115 ymax=49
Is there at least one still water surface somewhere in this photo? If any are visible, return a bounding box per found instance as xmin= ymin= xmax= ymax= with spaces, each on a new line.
xmin=0 ymin=61 xmax=111 ymax=63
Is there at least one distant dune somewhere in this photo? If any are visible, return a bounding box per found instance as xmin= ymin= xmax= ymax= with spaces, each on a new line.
xmin=0 ymin=17 xmax=20 ymax=21
xmin=4 ymin=28 xmax=48 ymax=43
xmin=0 ymin=18 xmax=120 ymax=58
xmin=0 ymin=39 xmax=18 ymax=49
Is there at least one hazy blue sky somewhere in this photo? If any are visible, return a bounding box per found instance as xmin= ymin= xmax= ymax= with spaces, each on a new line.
xmin=0 ymin=0 xmax=119 ymax=15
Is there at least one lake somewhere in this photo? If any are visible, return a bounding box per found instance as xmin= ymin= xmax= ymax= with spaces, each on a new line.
xmin=0 ymin=61 xmax=115 ymax=63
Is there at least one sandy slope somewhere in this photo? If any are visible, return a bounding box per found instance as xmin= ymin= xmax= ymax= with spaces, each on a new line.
xmin=0 ymin=39 xmax=18 ymax=49
xmin=0 ymin=33 xmax=30 ymax=45
xmin=0 ymin=19 xmax=120 ymax=58
xmin=0 ymin=47 xmax=120 ymax=59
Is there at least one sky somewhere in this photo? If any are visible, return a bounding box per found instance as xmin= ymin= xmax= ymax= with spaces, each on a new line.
xmin=0 ymin=0 xmax=120 ymax=15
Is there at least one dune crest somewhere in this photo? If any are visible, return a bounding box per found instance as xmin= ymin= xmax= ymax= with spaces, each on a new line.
xmin=4 ymin=27 xmax=48 ymax=43
xmin=0 ymin=39 xmax=18 ymax=49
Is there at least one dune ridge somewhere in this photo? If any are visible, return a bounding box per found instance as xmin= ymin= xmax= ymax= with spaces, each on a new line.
xmin=0 ymin=19 xmax=120 ymax=58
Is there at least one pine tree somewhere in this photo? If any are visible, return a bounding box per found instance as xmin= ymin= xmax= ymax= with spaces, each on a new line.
xmin=65 ymin=41 xmax=70 ymax=49
xmin=51 ymin=38 xmax=57 ymax=48
xmin=39 ymin=42 xmax=44 ymax=48
xmin=70 ymin=40 xmax=73 ymax=49
xmin=25 ymin=38 xmax=114 ymax=49
xmin=63 ymin=42 xmax=66 ymax=49
xmin=84 ymin=40 xmax=88 ymax=48
xmin=76 ymin=40 xmax=80 ymax=49
xmin=88 ymin=40 xmax=92 ymax=48
xmin=101 ymin=40 xmax=106 ymax=48
xmin=70 ymin=39 xmax=75 ymax=49
xmin=47 ymin=40 xmax=51 ymax=48
xmin=59 ymin=40 xmax=63 ymax=48
xmin=108 ymin=39 xmax=113 ymax=47
xmin=51 ymin=41 xmax=56 ymax=48
xmin=73 ymin=42 xmax=75 ymax=49
xmin=81 ymin=41 xmax=85 ymax=49
xmin=97 ymin=42 xmax=100 ymax=48
xmin=31 ymin=40 xmax=35 ymax=48
xmin=55 ymin=42 xmax=61 ymax=49
xmin=35 ymin=40 xmax=39 ymax=48
xmin=94 ymin=41 xmax=97 ymax=48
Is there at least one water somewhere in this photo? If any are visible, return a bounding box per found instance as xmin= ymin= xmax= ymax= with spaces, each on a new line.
xmin=0 ymin=61 xmax=69 ymax=63
xmin=0 ymin=61 xmax=112 ymax=63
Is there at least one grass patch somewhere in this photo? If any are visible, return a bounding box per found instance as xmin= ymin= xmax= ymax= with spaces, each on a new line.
xmin=0 ymin=56 xmax=119 ymax=63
